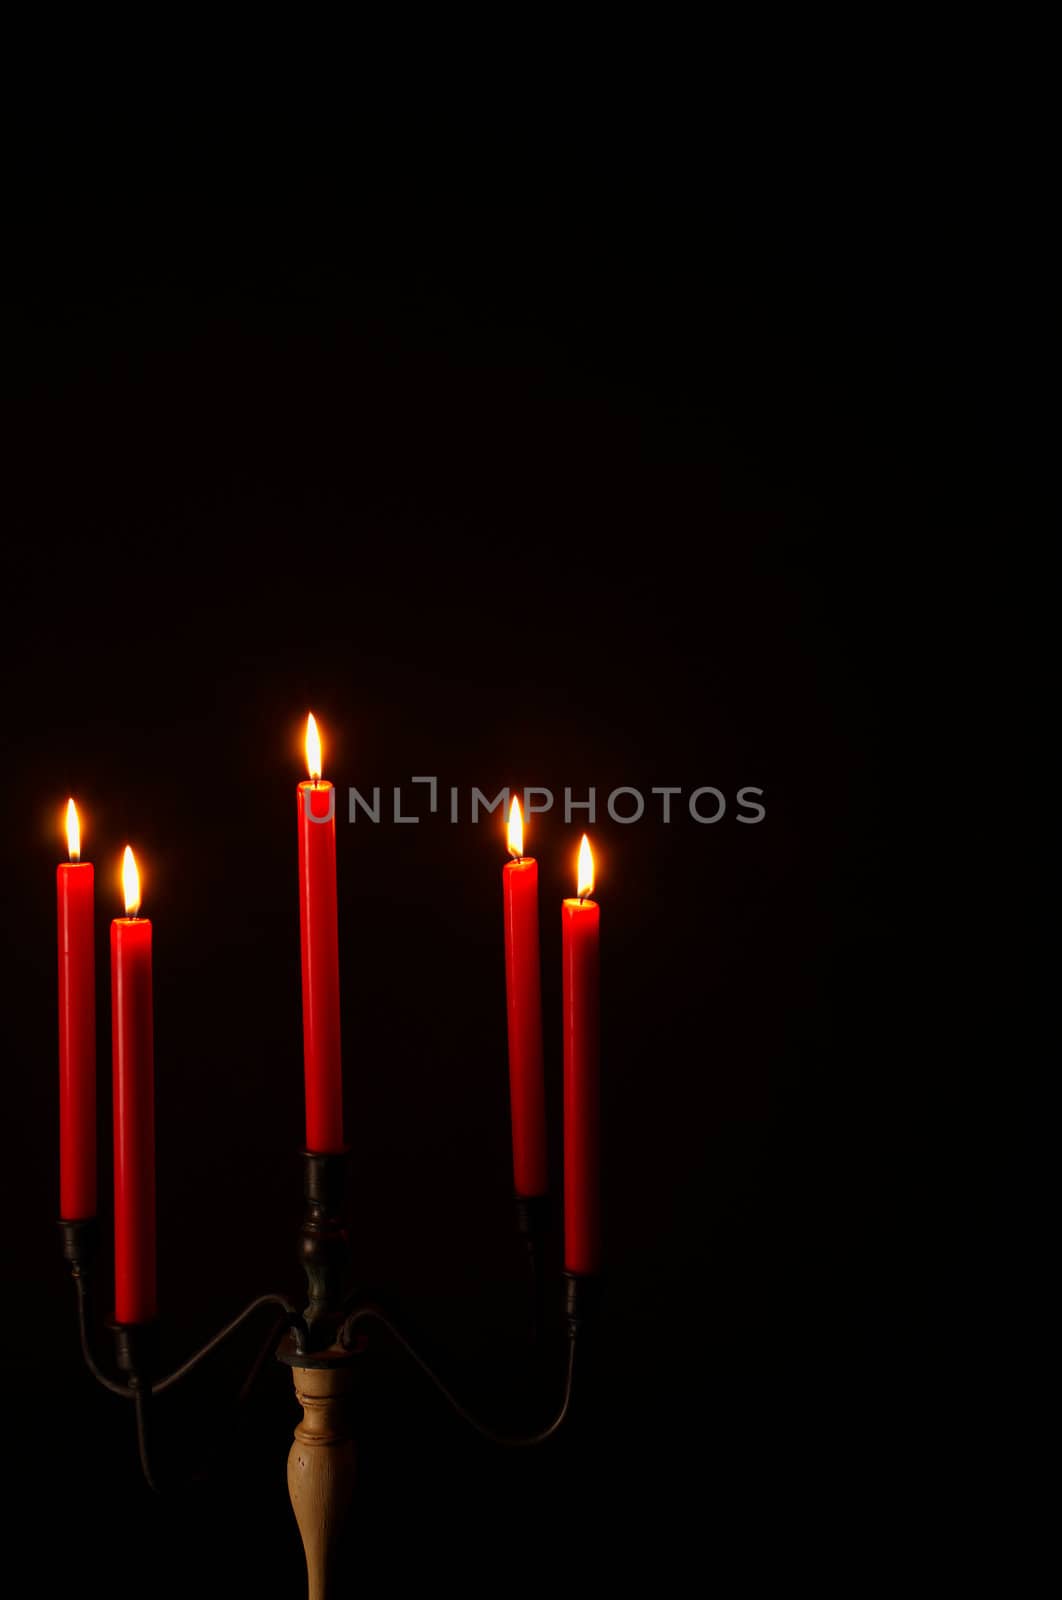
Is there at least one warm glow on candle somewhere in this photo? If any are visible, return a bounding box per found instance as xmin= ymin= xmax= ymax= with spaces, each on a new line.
xmin=507 ymin=795 xmax=524 ymax=859
xmin=577 ymin=834 xmax=594 ymax=900
xmin=122 ymin=847 xmax=141 ymax=917
xmin=66 ymin=798 xmax=81 ymax=863
xmin=305 ymin=713 xmax=322 ymax=782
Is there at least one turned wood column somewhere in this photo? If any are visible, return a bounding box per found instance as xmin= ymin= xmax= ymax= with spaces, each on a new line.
xmin=287 ymin=1358 xmax=357 ymax=1600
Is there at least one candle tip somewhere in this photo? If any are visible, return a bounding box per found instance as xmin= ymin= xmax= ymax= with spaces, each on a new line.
xmin=577 ymin=833 xmax=594 ymax=900
xmin=66 ymin=798 xmax=81 ymax=862
xmin=507 ymin=794 xmax=524 ymax=860
xmin=122 ymin=846 xmax=141 ymax=917
xmin=305 ymin=712 xmax=322 ymax=783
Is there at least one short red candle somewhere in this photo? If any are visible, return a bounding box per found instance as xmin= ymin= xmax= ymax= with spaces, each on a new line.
xmin=562 ymin=835 xmax=600 ymax=1275
xmin=502 ymin=799 xmax=548 ymax=1196
xmin=111 ymin=848 xmax=156 ymax=1325
xmin=297 ymin=714 xmax=344 ymax=1154
xmin=57 ymin=800 xmax=95 ymax=1220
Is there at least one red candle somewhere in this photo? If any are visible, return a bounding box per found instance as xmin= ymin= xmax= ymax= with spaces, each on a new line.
xmin=111 ymin=846 xmax=157 ymax=1324
xmin=297 ymin=713 xmax=344 ymax=1154
xmin=57 ymin=799 xmax=96 ymax=1220
xmin=502 ymin=797 xmax=548 ymax=1197
xmin=562 ymin=834 xmax=601 ymax=1275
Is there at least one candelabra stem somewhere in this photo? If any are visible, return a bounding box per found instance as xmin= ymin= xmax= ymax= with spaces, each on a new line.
xmin=299 ymin=1151 xmax=350 ymax=1341
xmin=285 ymin=1352 xmax=358 ymax=1600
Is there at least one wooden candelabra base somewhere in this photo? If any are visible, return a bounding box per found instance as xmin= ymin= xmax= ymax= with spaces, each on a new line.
xmin=282 ymin=1337 xmax=358 ymax=1600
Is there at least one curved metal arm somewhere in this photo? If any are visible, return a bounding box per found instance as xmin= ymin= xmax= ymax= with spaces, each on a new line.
xmin=74 ymin=1275 xmax=130 ymax=1397
xmin=71 ymin=1271 xmax=302 ymax=1399
xmin=129 ymin=1300 xmax=299 ymax=1494
xmin=152 ymin=1294 xmax=302 ymax=1394
xmin=338 ymin=1302 xmax=576 ymax=1448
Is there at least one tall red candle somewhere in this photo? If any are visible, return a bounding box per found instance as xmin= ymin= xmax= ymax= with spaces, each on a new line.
xmin=562 ymin=834 xmax=601 ymax=1275
xmin=57 ymin=799 xmax=96 ymax=1220
xmin=111 ymin=846 xmax=157 ymax=1325
xmin=297 ymin=713 xmax=344 ymax=1154
xmin=502 ymin=797 xmax=548 ymax=1197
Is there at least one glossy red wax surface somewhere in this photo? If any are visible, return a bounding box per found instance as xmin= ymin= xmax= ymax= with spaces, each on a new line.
xmin=111 ymin=916 xmax=156 ymax=1324
xmin=297 ymin=780 xmax=344 ymax=1153
xmin=57 ymin=862 xmax=96 ymax=1220
xmin=502 ymin=857 xmax=548 ymax=1197
xmin=562 ymin=897 xmax=600 ymax=1274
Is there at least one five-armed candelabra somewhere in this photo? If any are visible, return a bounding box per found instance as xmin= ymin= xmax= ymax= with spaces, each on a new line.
xmin=60 ymin=1153 xmax=595 ymax=1599
xmin=56 ymin=739 xmax=601 ymax=1598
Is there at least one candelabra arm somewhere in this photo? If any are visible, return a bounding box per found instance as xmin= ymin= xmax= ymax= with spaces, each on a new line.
xmin=337 ymin=1301 xmax=578 ymax=1448
xmin=152 ymin=1294 xmax=304 ymax=1393
xmin=112 ymin=1322 xmax=161 ymax=1491
xmin=114 ymin=1303 xmax=303 ymax=1495
xmin=62 ymin=1220 xmax=303 ymax=1397
xmin=60 ymin=1220 xmax=130 ymax=1397
xmin=73 ymin=1271 xmax=131 ymax=1397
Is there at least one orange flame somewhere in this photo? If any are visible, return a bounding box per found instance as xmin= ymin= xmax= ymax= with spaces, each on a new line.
xmin=577 ymin=834 xmax=594 ymax=899
xmin=122 ymin=846 xmax=141 ymax=917
xmin=66 ymin=798 xmax=81 ymax=862
xmin=305 ymin=713 xmax=322 ymax=782
xmin=507 ymin=795 xmax=524 ymax=858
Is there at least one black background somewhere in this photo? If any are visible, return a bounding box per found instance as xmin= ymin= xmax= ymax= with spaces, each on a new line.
xmin=2 ymin=132 xmax=1028 ymax=1590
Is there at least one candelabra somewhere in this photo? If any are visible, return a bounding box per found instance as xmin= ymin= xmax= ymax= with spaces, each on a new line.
xmin=60 ymin=1153 xmax=594 ymax=1600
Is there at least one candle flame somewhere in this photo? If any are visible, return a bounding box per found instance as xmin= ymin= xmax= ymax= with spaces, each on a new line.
xmin=507 ymin=795 xmax=524 ymax=858
xmin=66 ymin=798 xmax=81 ymax=862
xmin=305 ymin=712 xmax=322 ymax=782
xmin=122 ymin=846 xmax=141 ymax=917
xmin=577 ymin=834 xmax=594 ymax=900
